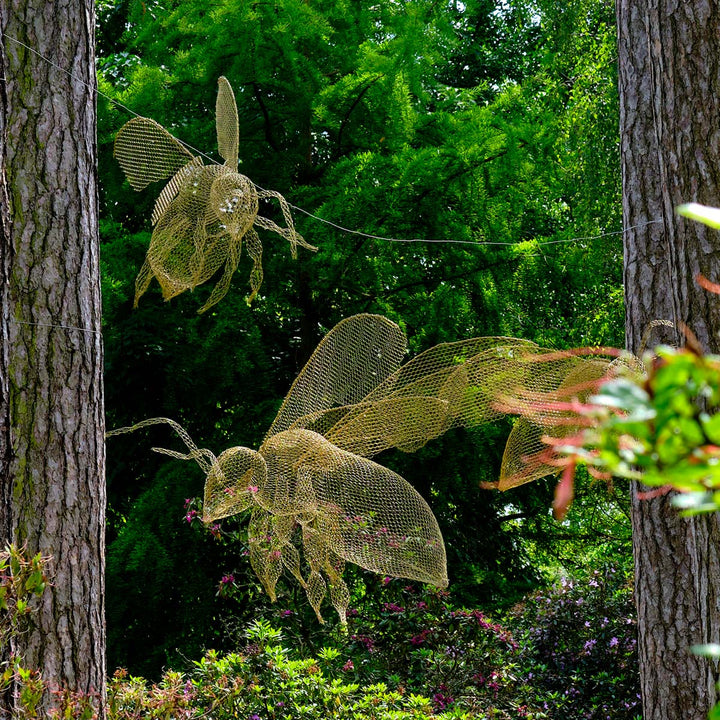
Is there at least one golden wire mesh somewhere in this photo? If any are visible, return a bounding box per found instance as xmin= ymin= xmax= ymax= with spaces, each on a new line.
xmin=488 ymin=324 xmax=665 ymax=491
xmin=495 ymin=356 xmax=614 ymax=489
xmin=108 ymin=315 xmax=624 ymax=621
xmin=114 ymin=76 xmax=317 ymax=313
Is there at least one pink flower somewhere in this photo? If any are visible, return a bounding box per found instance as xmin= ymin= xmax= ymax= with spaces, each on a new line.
xmin=383 ymin=602 xmax=404 ymax=613
xmin=342 ymin=660 xmax=354 ymax=672
xmin=410 ymin=630 xmax=430 ymax=645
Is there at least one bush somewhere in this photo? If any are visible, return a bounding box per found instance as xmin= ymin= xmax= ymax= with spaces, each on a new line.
xmin=2 ymin=546 xmax=641 ymax=720
xmin=509 ymin=565 xmax=640 ymax=720
xmin=108 ymin=619 xmax=471 ymax=719
xmin=332 ymin=578 xmax=532 ymax=717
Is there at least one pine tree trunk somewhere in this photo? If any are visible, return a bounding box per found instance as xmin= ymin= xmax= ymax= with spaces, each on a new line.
xmin=0 ymin=32 xmax=11 ymax=547
xmin=0 ymin=0 xmax=105 ymax=714
xmin=618 ymin=1 xmax=720 ymax=717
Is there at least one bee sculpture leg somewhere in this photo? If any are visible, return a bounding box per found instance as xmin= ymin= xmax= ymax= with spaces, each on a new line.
xmin=197 ymin=233 xmax=242 ymax=313
xmin=272 ymin=513 xmax=306 ymax=589
xmin=248 ymin=508 xmax=284 ymax=602
xmin=244 ymin=228 xmax=264 ymax=303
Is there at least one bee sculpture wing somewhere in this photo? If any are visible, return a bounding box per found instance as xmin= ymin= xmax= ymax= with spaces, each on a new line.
xmin=114 ymin=117 xmax=195 ymax=191
xmin=265 ymin=314 xmax=408 ymax=440
xmin=215 ymin=76 xmax=239 ymax=169
xmin=288 ymin=335 xmax=544 ymax=458
xmin=497 ymin=356 xmax=615 ymax=489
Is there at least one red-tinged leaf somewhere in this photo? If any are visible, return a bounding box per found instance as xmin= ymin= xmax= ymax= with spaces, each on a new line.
xmin=552 ymin=458 xmax=577 ymax=520
xmin=479 ymin=480 xmax=499 ymax=490
xmin=541 ymin=430 xmax=590 ymax=447
xmin=587 ymin=465 xmax=613 ymax=481
xmin=636 ymin=485 xmax=673 ymax=500
xmin=678 ymin=321 xmax=704 ymax=356
xmin=697 ymin=273 xmax=720 ymax=295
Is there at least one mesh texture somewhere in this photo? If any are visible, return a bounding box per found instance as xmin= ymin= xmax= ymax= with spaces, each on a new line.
xmin=109 ymin=315 xmax=623 ymax=621
xmin=114 ymin=76 xmax=317 ymax=313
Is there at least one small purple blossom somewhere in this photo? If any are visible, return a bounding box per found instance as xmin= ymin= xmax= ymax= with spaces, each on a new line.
xmin=383 ymin=602 xmax=404 ymax=613
xmin=410 ymin=629 xmax=430 ymax=646
xmin=351 ymin=634 xmax=375 ymax=652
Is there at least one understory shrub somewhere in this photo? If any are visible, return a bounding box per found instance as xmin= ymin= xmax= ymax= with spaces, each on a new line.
xmin=109 ymin=619 xmax=471 ymax=719
xmin=329 ymin=578 xmax=533 ymax=717
xmin=2 ymin=546 xmax=640 ymax=719
xmin=510 ymin=565 xmax=640 ymax=720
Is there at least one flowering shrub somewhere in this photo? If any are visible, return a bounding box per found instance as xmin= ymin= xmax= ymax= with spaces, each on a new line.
xmin=319 ymin=578 xmax=540 ymax=718
xmin=108 ymin=619 xmax=472 ymax=719
xmin=4 ymin=544 xmax=641 ymax=720
xmin=510 ymin=565 xmax=640 ymax=720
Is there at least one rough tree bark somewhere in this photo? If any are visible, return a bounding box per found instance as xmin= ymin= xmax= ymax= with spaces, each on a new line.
xmin=0 ymin=0 xmax=105 ymax=714
xmin=618 ymin=2 xmax=720 ymax=717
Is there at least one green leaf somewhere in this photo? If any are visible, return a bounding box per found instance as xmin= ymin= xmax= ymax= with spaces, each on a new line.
xmin=677 ymin=203 xmax=720 ymax=230
xmin=691 ymin=643 xmax=720 ymax=657
xmin=701 ymin=413 xmax=720 ymax=444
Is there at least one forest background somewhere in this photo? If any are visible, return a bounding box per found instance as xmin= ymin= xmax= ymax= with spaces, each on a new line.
xmin=96 ymin=0 xmax=633 ymax=702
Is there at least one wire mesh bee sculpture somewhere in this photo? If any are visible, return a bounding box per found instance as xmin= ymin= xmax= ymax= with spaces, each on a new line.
xmin=114 ymin=77 xmax=316 ymax=313
xmin=109 ymin=314 xmax=620 ymax=621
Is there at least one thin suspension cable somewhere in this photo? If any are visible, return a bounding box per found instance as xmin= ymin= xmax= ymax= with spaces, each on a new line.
xmin=2 ymin=31 xmax=661 ymax=250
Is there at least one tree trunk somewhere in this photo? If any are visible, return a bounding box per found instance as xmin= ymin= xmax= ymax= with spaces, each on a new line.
xmin=618 ymin=1 xmax=720 ymax=717
xmin=0 ymin=0 xmax=105 ymax=714
xmin=0 ymin=31 xmax=11 ymax=548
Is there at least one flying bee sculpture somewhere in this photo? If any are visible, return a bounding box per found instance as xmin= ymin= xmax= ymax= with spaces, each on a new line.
xmin=114 ymin=77 xmax=316 ymax=313
xmin=109 ymin=314 xmax=619 ymax=621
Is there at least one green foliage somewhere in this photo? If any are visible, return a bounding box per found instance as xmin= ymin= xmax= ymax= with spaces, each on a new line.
xmin=2 ymin=548 xmax=640 ymax=719
xmin=108 ymin=622 xmax=473 ymax=719
xmin=267 ymin=570 xmax=639 ymax=718
xmin=0 ymin=548 xmax=47 ymax=716
xmin=97 ymin=0 xmax=628 ymax=675
xmin=325 ymin=579 xmax=529 ymax=716
xmin=0 ymin=547 xmax=98 ymax=719
xmin=575 ymin=346 xmax=720 ymax=503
